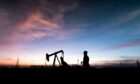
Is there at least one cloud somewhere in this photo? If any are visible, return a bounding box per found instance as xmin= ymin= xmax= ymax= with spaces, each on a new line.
xmin=0 ymin=0 xmax=81 ymax=50
xmin=0 ymin=42 xmax=23 ymax=52
xmin=97 ymin=8 xmax=140 ymax=37
xmin=103 ymin=8 xmax=140 ymax=29
xmin=0 ymin=57 xmax=15 ymax=65
xmin=121 ymin=56 xmax=140 ymax=59
xmin=96 ymin=39 xmax=140 ymax=51
xmin=0 ymin=57 xmax=13 ymax=61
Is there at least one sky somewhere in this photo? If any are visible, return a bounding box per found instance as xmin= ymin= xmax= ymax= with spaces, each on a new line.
xmin=0 ymin=0 xmax=140 ymax=66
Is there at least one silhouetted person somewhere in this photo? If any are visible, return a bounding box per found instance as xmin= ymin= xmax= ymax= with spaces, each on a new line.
xmin=60 ymin=57 xmax=69 ymax=68
xmin=82 ymin=51 xmax=89 ymax=68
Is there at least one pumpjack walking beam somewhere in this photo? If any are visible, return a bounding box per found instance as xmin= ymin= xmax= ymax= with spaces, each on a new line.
xmin=46 ymin=50 xmax=64 ymax=66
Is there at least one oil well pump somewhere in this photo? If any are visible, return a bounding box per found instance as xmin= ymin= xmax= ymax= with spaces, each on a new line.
xmin=46 ymin=50 xmax=64 ymax=67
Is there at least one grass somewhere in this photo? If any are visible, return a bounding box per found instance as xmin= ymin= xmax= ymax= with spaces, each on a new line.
xmin=0 ymin=65 xmax=140 ymax=82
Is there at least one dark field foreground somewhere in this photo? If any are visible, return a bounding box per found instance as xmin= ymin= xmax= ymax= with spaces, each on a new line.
xmin=0 ymin=66 xmax=140 ymax=82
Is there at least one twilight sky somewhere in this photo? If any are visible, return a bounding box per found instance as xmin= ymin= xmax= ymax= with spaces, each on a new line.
xmin=0 ymin=0 xmax=140 ymax=66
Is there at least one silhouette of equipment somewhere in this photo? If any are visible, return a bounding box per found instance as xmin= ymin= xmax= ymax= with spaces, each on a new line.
xmin=46 ymin=50 xmax=64 ymax=67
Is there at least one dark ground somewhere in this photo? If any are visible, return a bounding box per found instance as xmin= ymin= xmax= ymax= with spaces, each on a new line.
xmin=0 ymin=66 xmax=140 ymax=82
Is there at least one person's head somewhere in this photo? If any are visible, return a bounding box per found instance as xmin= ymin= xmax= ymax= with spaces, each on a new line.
xmin=83 ymin=51 xmax=88 ymax=55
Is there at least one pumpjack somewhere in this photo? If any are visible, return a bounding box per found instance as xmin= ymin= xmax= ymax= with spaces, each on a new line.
xmin=46 ymin=50 xmax=64 ymax=67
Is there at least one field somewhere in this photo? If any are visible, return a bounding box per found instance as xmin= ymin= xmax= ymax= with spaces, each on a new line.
xmin=0 ymin=65 xmax=140 ymax=82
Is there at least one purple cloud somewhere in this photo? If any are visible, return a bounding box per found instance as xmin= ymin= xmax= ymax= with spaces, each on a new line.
xmin=0 ymin=0 xmax=82 ymax=51
xmin=97 ymin=39 xmax=140 ymax=51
